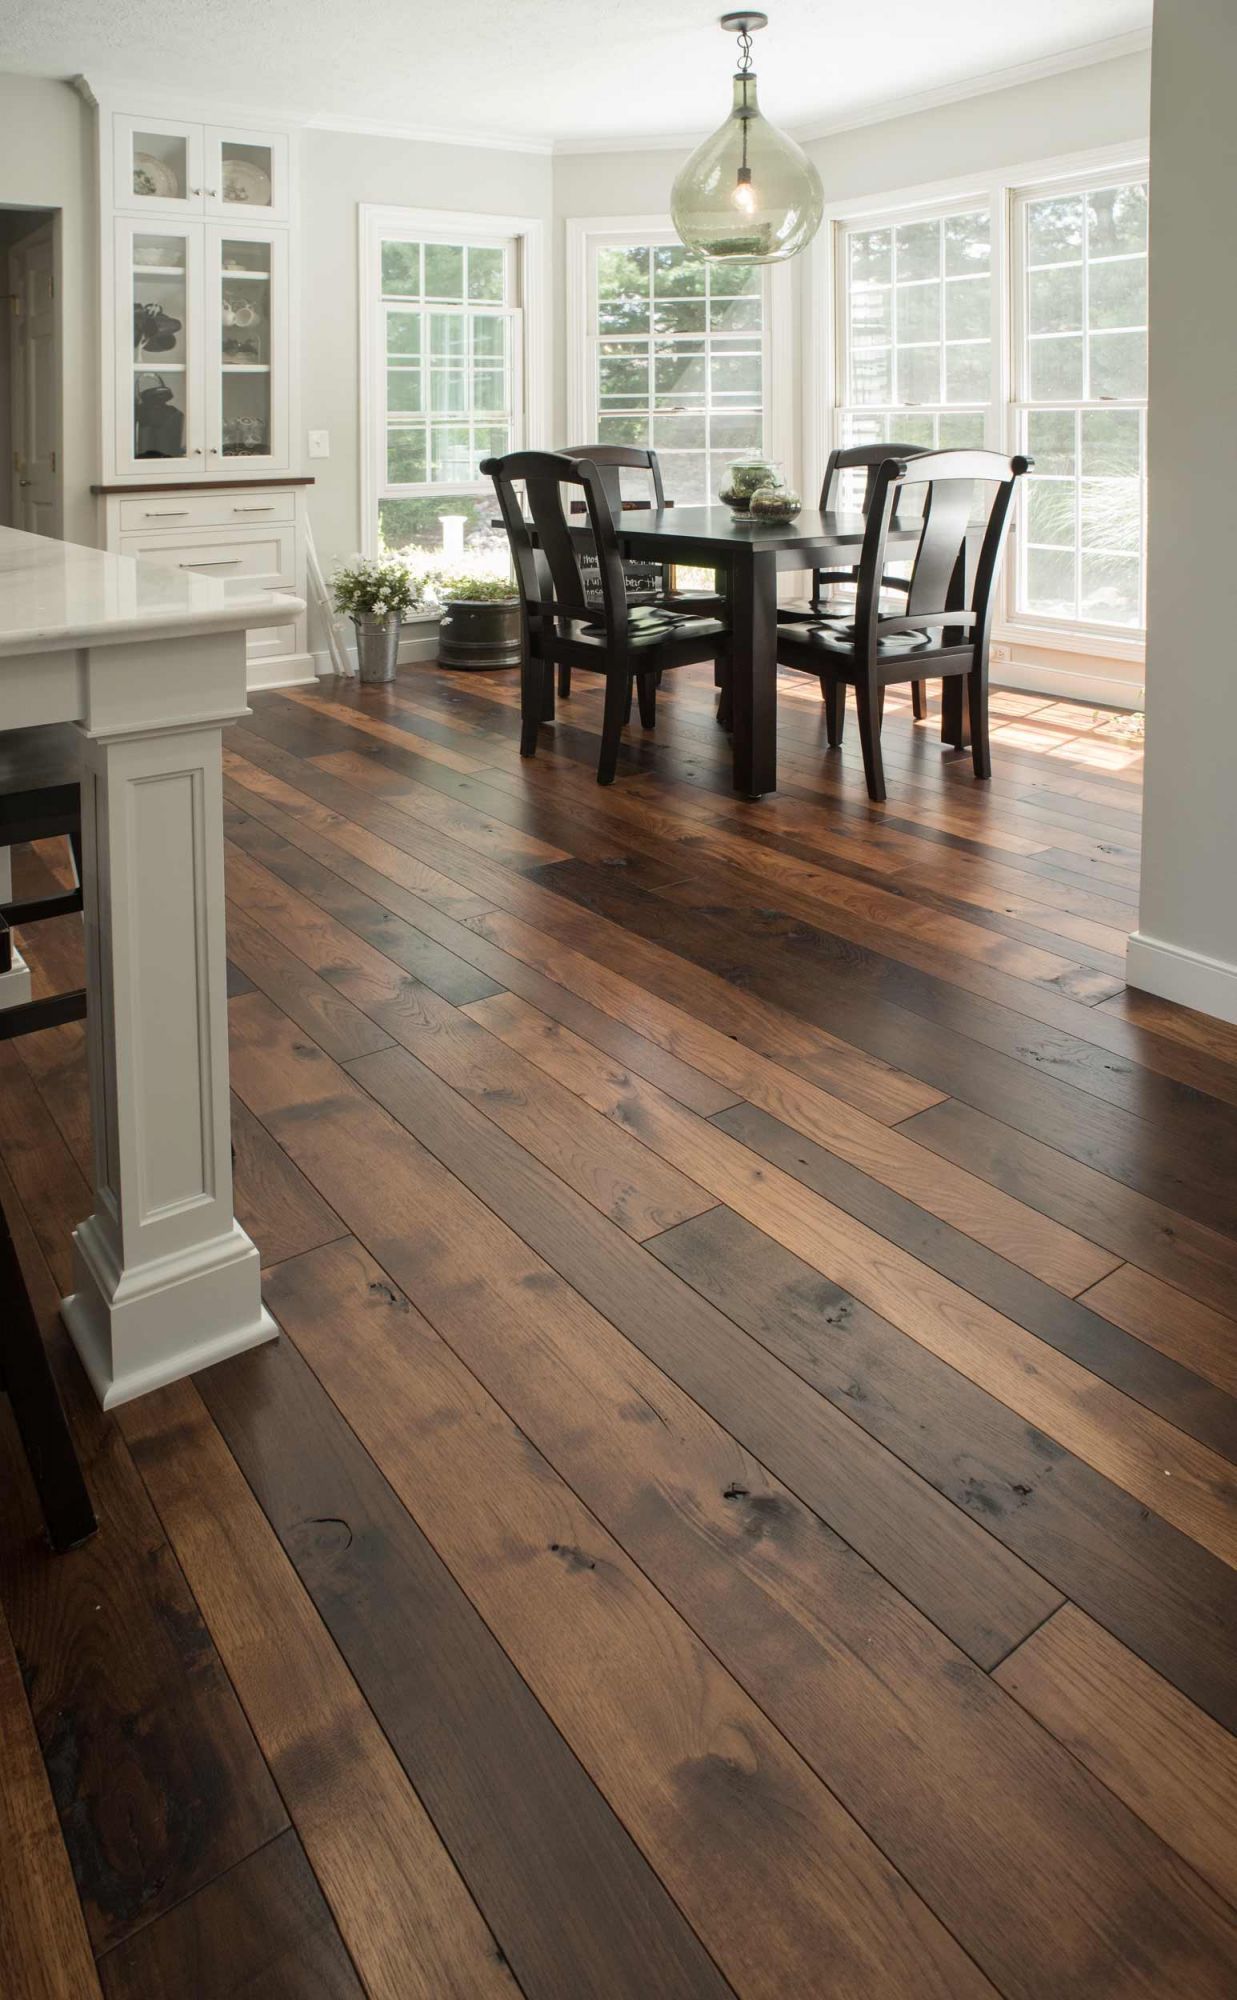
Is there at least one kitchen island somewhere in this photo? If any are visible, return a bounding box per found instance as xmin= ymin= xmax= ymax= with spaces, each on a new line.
xmin=0 ymin=525 xmax=304 ymax=1406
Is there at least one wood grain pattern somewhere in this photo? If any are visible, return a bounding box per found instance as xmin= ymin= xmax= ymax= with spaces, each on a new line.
xmin=97 ymin=1830 xmax=363 ymax=1999
xmin=0 ymin=1596 xmax=102 ymax=2000
xmin=115 ymin=1378 xmax=515 ymax=2000
xmin=994 ymin=1605 xmax=1237 ymax=1910
xmin=198 ymin=1334 xmax=733 ymax=2000
xmin=6 ymin=662 xmax=1237 ymax=2000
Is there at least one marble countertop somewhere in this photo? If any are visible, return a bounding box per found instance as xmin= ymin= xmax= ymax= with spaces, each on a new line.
xmin=0 ymin=525 xmax=305 ymax=660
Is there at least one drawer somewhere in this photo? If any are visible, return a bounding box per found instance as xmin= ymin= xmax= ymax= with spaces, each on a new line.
xmin=119 ymin=524 xmax=296 ymax=589
xmin=116 ymin=490 xmax=296 ymax=532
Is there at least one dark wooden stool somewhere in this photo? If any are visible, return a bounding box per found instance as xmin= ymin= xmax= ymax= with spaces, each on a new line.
xmin=0 ymin=723 xmax=95 ymax=1550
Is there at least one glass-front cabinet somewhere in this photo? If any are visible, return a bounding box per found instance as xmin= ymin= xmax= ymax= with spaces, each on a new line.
xmin=115 ymin=217 xmax=288 ymax=475
xmin=114 ymin=115 xmax=289 ymax=221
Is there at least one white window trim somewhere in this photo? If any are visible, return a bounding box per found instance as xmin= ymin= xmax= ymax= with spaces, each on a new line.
xmin=565 ymin=213 xmax=795 ymax=491
xmin=359 ymin=202 xmax=548 ymax=555
xmin=806 ymin=142 xmax=1148 ymax=669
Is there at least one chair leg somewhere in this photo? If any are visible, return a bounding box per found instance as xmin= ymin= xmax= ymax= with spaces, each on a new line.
xmin=598 ymin=672 xmax=630 ymax=786
xmin=636 ymin=672 xmax=657 ymax=729
xmin=520 ymin=654 xmax=547 ymax=757
xmin=0 ymin=1201 xmax=95 ymax=1553
xmin=557 ymin=662 xmax=572 ymax=700
xmin=968 ymin=663 xmax=991 ymax=780
xmin=912 ymin=679 xmax=927 ymax=721
xmin=854 ymin=677 xmax=887 ymax=803
xmin=822 ymin=677 xmax=845 ymax=747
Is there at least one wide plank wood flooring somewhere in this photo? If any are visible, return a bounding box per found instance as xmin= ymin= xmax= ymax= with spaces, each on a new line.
xmin=2 ymin=662 xmax=1236 ymax=1998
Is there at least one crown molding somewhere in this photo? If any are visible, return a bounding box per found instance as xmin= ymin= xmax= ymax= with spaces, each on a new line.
xmin=70 ymin=25 xmax=1151 ymax=163
xmin=305 ymin=110 xmax=553 ymax=155
xmin=550 ymin=27 xmax=1153 ymax=156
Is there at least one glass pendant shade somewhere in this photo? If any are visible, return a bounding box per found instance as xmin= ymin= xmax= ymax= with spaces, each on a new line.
xmin=672 ymin=70 xmax=823 ymax=264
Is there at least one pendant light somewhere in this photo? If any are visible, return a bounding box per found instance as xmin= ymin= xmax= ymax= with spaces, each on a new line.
xmin=671 ymin=11 xmax=824 ymax=264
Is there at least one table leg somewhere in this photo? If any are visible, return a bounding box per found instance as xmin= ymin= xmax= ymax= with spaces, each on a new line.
xmin=729 ymin=549 xmax=778 ymax=798
xmin=61 ymin=694 xmax=276 ymax=1408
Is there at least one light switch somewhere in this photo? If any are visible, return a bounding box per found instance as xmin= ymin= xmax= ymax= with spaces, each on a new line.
xmin=307 ymin=430 xmax=330 ymax=459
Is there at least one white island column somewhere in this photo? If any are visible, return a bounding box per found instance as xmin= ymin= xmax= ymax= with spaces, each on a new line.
xmin=0 ymin=526 xmax=304 ymax=1405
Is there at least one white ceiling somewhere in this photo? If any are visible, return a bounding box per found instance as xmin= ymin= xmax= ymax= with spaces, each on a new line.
xmin=1 ymin=0 xmax=1152 ymax=150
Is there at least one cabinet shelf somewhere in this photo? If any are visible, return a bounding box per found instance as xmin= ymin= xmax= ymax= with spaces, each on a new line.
xmin=133 ymin=359 xmax=186 ymax=370
xmin=221 ymin=363 xmax=270 ymax=373
xmin=220 ymin=270 xmax=271 ymax=282
xmin=133 ymin=263 xmax=187 ymax=276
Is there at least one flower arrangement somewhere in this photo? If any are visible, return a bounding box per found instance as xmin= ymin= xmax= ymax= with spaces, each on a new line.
xmin=331 ymin=555 xmax=422 ymax=622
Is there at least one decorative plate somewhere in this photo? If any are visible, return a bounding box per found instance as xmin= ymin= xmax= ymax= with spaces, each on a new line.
xmin=133 ymin=152 xmax=181 ymax=199
xmin=222 ymin=158 xmax=272 ymax=207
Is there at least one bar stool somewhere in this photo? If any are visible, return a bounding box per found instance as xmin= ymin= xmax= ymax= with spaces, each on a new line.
xmin=0 ymin=723 xmax=95 ymax=1552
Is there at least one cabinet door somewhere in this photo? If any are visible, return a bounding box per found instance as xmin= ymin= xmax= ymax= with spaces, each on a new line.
xmin=118 ymin=218 xmax=205 ymax=477
xmin=114 ymin=114 xmax=205 ymax=215
xmin=204 ymin=127 xmax=290 ymax=223
xmin=205 ymin=226 xmax=290 ymax=473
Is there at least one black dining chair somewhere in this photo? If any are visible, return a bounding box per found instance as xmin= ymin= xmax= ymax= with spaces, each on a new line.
xmin=0 ymin=724 xmax=95 ymax=1552
xmin=555 ymin=443 xmax=725 ymax=698
xmin=483 ymin=449 xmax=731 ymax=786
xmin=779 ymin=440 xmax=932 ymax=721
xmin=775 ymin=450 xmax=1031 ymax=802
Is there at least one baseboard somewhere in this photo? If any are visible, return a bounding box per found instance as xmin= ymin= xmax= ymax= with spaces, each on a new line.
xmin=992 ymin=656 xmax=1143 ymax=709
xmin=1126 ymin=931 xmax=1237 ymax=1028
xmin=247 ymin=650 xmax=317 ymax=693
xmin=313 ymin=624 xmax=441 ymax=678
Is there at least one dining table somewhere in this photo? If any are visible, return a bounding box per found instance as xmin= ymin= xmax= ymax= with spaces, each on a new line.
xmin=536 ymin=503 xmax=963 ymax=798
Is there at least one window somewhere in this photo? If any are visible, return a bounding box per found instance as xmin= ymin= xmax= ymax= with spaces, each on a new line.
xmin=1013 ymin=176 xmax=1148 ymax=630
xmin=838 ymin=203 xmax=992 ymax=490
xmin=363 ymin=207 xmax=542 ymax=558
xmin=582 ymin=233 xmax=770 ymax=504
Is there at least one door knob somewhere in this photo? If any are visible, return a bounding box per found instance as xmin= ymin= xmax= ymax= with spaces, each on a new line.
xmin=18 ymin=477 xmax=32 ymax=487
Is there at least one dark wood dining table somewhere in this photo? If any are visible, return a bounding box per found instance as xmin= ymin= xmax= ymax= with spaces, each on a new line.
xmin=587 ymin=504 xmax=935 ymax=798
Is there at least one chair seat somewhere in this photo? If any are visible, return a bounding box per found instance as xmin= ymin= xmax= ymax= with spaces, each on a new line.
xmin=569 ymin=612 xmax=729 ymax=655
xmin=777 ymin=620 xmax=969 ymax=670
xmin=0 ymin=725 xmax=81 ymax=802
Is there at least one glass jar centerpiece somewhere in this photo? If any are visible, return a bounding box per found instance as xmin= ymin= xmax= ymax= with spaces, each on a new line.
xmin=748 ymin=482 xmax=802 ymax=522
xmin=718 ymin=456 xmax=785 ymax=516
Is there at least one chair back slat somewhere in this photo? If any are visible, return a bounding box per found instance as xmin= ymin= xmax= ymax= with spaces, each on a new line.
xmin=562 ymin=443 xmax=666 ymax=515
xmin=853 ymin=450 xmax=1030 ymax=654
xmin=819 ymin=440 xmax=931 ymax=515
xmin=482 ymin=449 xmax=630 ymax=650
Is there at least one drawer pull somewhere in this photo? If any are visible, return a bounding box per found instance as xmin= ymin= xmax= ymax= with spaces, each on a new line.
xmin=179 ymin=558 xmax=242 ymax=568
xmin=144 ymin=509 xmax=190 ymax=518
xmin=232 ymin=504 xmax=275 ymax=513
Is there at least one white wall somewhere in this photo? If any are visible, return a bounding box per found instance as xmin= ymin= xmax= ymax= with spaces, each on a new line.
xmin=1128 ymin=1 xmax=1237 ymax=1025
xmin=300 ymin=128 xmax=552 ymax=577
xmin=0 ymin=76 xmax=96 ymax=545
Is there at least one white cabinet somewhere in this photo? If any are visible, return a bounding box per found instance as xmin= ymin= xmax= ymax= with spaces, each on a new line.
xmin=114 ymin=114 xmax=290 ymax=222
xmin=97 ymin=97 xmax=310 ymax=689
xmin=100 ymin=484 xmax=313 ymax=689
xmin=116 ymin=215 xmax=290 ymax=478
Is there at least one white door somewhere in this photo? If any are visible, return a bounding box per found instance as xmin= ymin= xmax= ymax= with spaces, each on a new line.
xmin=9 ymin=225 xmax=59 ymax=536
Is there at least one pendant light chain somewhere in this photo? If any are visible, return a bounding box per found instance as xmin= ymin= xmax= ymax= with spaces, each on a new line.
xmin=736 ymin=24 xmax=755 ymax=73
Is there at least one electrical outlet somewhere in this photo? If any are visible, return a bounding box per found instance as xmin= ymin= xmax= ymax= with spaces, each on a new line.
xmin=307 ymin=429 xmax=330 ymax=459
xmin=990 ymin=642 xmax=1011 ymax=663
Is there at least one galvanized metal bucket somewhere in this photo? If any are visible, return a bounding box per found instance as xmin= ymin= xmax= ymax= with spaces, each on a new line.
xmin=353 ymin=611 xmax=401 ymax=683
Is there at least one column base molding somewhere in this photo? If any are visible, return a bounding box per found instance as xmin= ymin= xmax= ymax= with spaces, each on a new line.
xmin=1126 ymin=930 xmax=1237 ymax=1029
xmin=61 ymin=1214 xmax=278 ymax=1408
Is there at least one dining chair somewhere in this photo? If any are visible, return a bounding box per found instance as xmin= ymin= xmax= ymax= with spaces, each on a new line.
xmin=0 ymin=723 xmax=96 ymax=1552
xmin=779 ymin=440 xmax=932 ymax=722
xmin=556 ymin=443 xmax=725 ymax=697
xmin=774 ymin=450 xmax=1031 ymax=802
xmin=483 ymin=449 xmax=731 ymax=786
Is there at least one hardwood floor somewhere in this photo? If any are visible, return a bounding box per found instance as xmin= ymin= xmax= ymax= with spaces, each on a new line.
xmin=3 ymin=663 xmax=1236 ymax=1997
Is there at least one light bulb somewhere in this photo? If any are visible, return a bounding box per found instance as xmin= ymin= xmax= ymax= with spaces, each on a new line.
xmin=733 ymin=172 xmax=758 ymax=215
